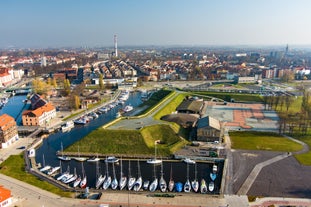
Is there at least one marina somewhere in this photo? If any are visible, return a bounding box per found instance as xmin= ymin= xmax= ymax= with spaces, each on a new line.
xmin=1 ymin=91 xmax=223 ymax=194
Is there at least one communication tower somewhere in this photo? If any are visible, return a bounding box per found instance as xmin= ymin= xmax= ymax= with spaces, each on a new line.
xmin=114 ymin=34 xmax=118 ymax=57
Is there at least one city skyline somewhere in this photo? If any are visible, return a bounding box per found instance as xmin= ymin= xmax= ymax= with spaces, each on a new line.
xmin=1 ymin=0 xmax=311 ymax=48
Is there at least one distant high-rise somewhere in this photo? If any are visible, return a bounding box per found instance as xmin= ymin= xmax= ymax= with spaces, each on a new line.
xmin=41 ymin=56 xmax=47 ymax=67
xmin=114 ymin=34 xmax=118 ymax=57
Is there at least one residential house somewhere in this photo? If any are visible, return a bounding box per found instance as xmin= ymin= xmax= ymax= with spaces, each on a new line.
xmin=0 ymin=114 xmax=19 ymax=149
xmin=0 ymin=185 xmax=12 ymax=207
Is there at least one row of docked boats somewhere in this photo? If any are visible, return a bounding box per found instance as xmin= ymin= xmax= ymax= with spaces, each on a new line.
xmin=93 ymin=159 xmax=218 ymax=193
xmin=40 ymin=157 xmax=88 ymax=189
xmin=40 ymin=152 xmax=219 ymax=193
xmin=69 ymin=90 xmax=131 ymax=127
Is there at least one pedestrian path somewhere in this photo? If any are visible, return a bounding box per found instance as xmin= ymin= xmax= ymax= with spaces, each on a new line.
xmin=237 ymin=152 xmax=291 ymax=195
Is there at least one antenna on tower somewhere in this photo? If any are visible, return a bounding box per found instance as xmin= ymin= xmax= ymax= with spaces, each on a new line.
xmin=114 ymin=34 xmax=118 ymax=57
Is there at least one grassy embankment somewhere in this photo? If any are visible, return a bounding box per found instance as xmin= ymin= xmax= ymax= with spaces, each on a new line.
xmin=0 ymin=155 xmax=72 ymax=197
xmin=66 ymin=124 xmax=185 ymax=157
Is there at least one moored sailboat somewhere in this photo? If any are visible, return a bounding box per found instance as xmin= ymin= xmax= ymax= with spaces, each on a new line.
xmin=168 ymin=164 xmax=174 ymax=192
xmin=64 ymin=168 xmax=78 ymax=184
xmin=127 ymin=160 xmax=136 ymax=191
xmin=79 ymin=162 xmax=87 ymax=188
xmin=58 ymin=142 xmax=71 ymax=161
xmin=133 ymin=160 xmax=142 ymax=192
xmin=149 ymin=178 xmax=158 ymax=192
xmin=73 ymin=145 xmax=86 ymax=162
xmin=149 ymin=163 xmax=158 ymax=192
xmin=191 ymin=163 xmax=199 ymax=193
xmin=147 ymin=140 xmax=162 ymax=164
xmin=143 ymin=180 xmax=150 ymax=190
xmin=103 ymin=161 xmax=111 ymax=190
xmin=159 ymin=162 xmax=167 ymax=192
xmin=95 ymin=162 xmax=105 ymax=189
xmin=119 ymin=158 xmax=127 ymax=190
xmin=111 ymin=163 xmax=119 ymax=190
xmin=39 ymin=154 xmax=51 ymax=172
xmin=200 ymin=179 xmax=207 ymax=194
xmin=183 ymin=162 xmax=191 ymax=192
xmin=73 ymin=176 xmax=81 ymax=188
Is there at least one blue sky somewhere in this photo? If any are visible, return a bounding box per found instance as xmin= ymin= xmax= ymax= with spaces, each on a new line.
xmin=1 ymin=0 xmax=311 ymax=48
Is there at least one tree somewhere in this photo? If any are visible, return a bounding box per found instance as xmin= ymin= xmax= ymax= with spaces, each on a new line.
xmin=32 ymin=78 xmax=50 ymax=95
xmin=285 ymin=96 xmax=294 ymax=112
xmin=52 ymin=77 xmax=57 ymax=88
xmin=68 ymin=95 xmax=81 ymax=110
xmin=63 ymin=79 xmax=71 ymax=96
xmin=98 ymin=73 xmax=104 ymax=90
xmin=74 ymin=95 xmax=81 ymax=110
xmin=47 ymin=77 xmax=52 ymax=85
xmin=280 ymin=70 xmax=294 ymax=83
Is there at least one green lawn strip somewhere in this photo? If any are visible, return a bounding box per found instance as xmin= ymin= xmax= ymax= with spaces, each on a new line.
xmin=0 ymin=155 xmax=72 ymax=198
xmin=153 ymin=93 xmax=187 ymax=120
xmin=230 ymin=131 xmax=303 ymax=152
xmin=295 ymin=137 xmax=311 ymax=165
xmin=193 ymin=91 xmax=263 ymax=102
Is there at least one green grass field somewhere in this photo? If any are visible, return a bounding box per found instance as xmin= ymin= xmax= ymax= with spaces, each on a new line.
xmin=153 ymin=93 xmax=187 ymax=120
xmin=66 ymin=124 xmax=186 ymax=157
xmin=193 ymin=91 xmax=263 ymax=102
xmin=0 ymin=155 xmax=72 ymax=197
xmin=295 ymin=137 xmax=311 ymax=165
xmin=230 ymin=131 xmax=303 ymax=152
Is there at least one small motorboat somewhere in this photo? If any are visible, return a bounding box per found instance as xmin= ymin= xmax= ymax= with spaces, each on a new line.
xmin=212 ymin=164 xmax=218 ymax=173
xmin=183 ymin=158 xmax=196 ymax=164
xmin=208 ymin=181 xmax=215 ymax=192
xmin=105 ymin=156 xmax=119 ymax=163
xmin=210 ymin=173 xmax=217 ymax=181
xmin=175 ymin=182 xmax=183 ymax=192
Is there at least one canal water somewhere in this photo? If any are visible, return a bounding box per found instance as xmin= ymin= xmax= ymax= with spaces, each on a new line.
xmin=0 ymin=94 xmax=30 ymax=125
xmin=2 ymin=92 xmax=223 ymax=193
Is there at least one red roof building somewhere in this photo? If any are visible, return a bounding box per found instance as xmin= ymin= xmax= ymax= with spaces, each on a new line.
xmin=0 ymin=185 xmax=12 ymax=207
